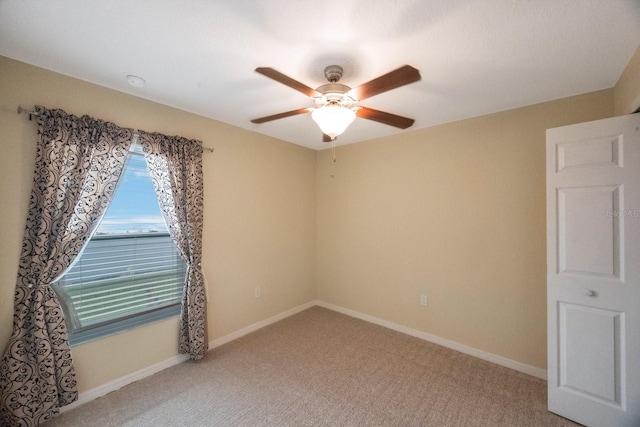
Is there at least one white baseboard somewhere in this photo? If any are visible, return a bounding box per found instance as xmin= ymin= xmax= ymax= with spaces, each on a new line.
xmin=63 ymin=298 xmax=545 ymax=413
xmin=208 ymin=300 xmax=316 ymax=350
xmin=315 ymin=300 xmax=547 ymax=380
xmin=61 ymin=353 xmax=191 ymax=413
xmin=63 ymin=300 xmax=317 ymax=412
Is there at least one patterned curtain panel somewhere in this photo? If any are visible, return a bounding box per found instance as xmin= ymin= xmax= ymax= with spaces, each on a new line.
xmin=0 ymin=107 xmax=133 ymax=426
xmin=138 ymin=131 xmax=207 ymax=360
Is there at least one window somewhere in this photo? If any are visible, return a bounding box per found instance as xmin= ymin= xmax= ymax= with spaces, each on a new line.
xmin=53 ymin=142 xmax=187 ymax=345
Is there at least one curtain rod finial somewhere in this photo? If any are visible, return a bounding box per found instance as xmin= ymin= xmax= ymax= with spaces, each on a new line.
xmin=18 ymin=106 xmax=38 ymax=120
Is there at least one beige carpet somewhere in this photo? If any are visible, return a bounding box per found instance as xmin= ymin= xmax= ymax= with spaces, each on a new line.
xmin=44 ymin=306 xmax=579 ymax=426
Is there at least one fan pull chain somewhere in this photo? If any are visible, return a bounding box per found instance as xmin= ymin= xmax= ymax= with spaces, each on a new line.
xmin=330 ymin=140 xmax=337 ymax=178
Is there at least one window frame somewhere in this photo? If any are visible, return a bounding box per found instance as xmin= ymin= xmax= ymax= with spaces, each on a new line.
xmin=54 ymin=142 xmax=186 ymax=345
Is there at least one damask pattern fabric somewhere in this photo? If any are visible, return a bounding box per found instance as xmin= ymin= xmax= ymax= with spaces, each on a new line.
xmin=138 ymin=131 xmax=208 ymax=360
xmin=0 ymin=106 xmax=134 ymax=426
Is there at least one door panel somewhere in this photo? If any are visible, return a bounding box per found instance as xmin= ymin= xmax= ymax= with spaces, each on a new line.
xmin=547 ymin=114 xmax=640 ymax=426
xmin=558 ymin=303 xmax=622 ymax=406
xmin=557 ymin=186 xmax=620 ymax=278
xmin=556 ymin=134 xmax=622 ymax=172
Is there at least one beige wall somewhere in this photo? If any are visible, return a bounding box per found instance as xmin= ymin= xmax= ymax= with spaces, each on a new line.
xmin=315 ymin=90 xmax=614 ymax=369
xmin=0 ymin=56 xmax=317 ymax=392
xmin=614 ymin=43 xmax=640 ymax=115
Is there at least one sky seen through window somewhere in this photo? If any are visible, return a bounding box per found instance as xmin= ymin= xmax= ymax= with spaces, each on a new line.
xmin=96 ymin=152 xmax=167 ymax=235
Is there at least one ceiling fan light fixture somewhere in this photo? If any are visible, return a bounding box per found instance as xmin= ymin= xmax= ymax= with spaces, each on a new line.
xmin=251 ymin=64 xmax=420 ymax=142
xmin=311 ymin=104 xmax=356 ymax=140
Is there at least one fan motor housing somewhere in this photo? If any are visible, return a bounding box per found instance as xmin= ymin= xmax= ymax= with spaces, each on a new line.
xmin=314 ymin=85 xmax=356 ymax=108
xmin=316 ymin=83 xmax=351 ymax=95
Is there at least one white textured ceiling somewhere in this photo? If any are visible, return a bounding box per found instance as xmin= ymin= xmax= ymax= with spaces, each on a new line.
xmin=1 ymin=0 xmax=639 ymax=150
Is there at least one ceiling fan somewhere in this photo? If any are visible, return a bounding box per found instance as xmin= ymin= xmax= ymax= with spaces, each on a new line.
xmin=251 ymin=64 xmax=421 ymax=142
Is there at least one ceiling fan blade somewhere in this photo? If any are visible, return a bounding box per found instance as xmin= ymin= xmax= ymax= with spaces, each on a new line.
xmin=349 ymin=65 xmax=421 ymax=101
xmin=322 ymin=133 xmax=333 ymax=143
xmin=251 ymin=108 xmax=310 ymax=124
xmin=255 ymin=67 xmax=320 ymax=98
xmin=356 ymin=107 xmax=415 ymax=129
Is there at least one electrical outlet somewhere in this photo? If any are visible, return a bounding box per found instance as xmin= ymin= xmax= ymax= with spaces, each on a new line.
xmin=255 ymin=287 xmax=261 ymax=298
xmin=420 ymin=294 xmax=428 ymax=306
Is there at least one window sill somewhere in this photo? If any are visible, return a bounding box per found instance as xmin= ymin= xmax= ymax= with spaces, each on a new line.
xmin=68 ymin=304 xmax=181 ymax=346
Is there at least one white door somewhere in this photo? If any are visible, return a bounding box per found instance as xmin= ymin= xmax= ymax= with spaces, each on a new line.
xmin=547 ymin=114 xmax=640 ymax=426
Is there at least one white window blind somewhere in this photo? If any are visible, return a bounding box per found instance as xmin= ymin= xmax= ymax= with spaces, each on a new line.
xmin=54 ymin=143 xmax=187 ymax=344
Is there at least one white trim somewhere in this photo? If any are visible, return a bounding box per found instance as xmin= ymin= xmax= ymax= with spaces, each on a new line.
xmin=208 ymin=300 xmax=316 ymax=349
xmin=62 ymin=298 xmax=545 ymax=413
xmin=62 ymin=300 xmax=317 ymax=412
xmin=61 ymin=353 xmax=191 ymax=413
xmin=315 ymin=300 xmax=547 ymax=380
